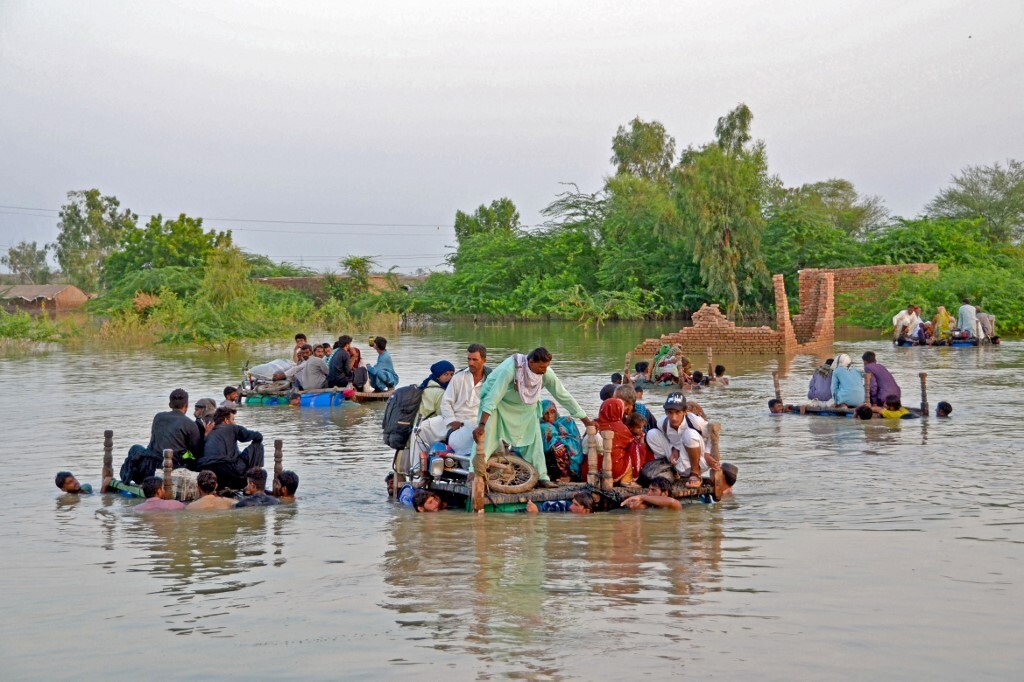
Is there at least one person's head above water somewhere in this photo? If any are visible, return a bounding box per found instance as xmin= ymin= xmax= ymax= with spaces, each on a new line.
xmin=610 ymin=372 xmax=623 ymax=384
xmin=141 ymin=476 xmax=165 ymax=499
xmin=647 ymin=478 xmax=672 ymax=496
xmin=196 ymin=470 xmax=219 ymax=495
xmin=277 ymin=470 xmax=299 ymax=497
xmin=855 ymin=404 xmax=875 ymax=420
xmin=55 ymin=471 xmax=82 ymax=493
xmin=768 ymin=398 xmax=784 ymax=414
xmin=245 ymin=467 xmax=268 ymax=494
xmin=936 ymin=401 xmax=953 ymax=418
xmin=413 ymin=490 xmax=444 ymax=513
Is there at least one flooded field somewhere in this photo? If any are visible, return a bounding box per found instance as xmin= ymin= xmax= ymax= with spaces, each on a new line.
xmin=2 ymin=321 xmax=1021 ymax=679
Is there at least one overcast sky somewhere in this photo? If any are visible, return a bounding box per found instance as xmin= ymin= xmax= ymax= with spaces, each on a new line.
xmin=1 ymin=0 xmax=1022 ymax=273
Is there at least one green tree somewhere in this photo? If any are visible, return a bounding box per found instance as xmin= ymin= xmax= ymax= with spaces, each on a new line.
xmin=52 ymin=189 xmax=137 ymax=292
xmin=611 ymin=117 xmax=676 ymax=181
xmin=926 ymin=159 xmax=1024 ymax=243
xmin=674 ymin=104 xmax=770 ymax=317
xmin=340 ymin=255 xmax=377 ymax=294
xmin=1 ymin=241 xmax=52 ymax=284
xmin=102 ymin=213 xmax=232 ymax=286
xmin=799 ymin=178 xmax=889 ymax=238
xmin=453 ymin=198 xmax=521 ymax=245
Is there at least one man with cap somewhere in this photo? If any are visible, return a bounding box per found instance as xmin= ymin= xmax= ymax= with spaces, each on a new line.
xmin=415 ymin=344 xmax=490 ymax=455
xmin=645 ymin=392 xmax=724 ymax=491
xmin=119 ymin=389 xmax=205 ymax=484
xmin=473 ymin=347 xmax=594 ymax=489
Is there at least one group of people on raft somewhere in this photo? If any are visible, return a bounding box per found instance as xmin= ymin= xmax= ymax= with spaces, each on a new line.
xmin=392 ymin=343 xmax=738 ymax=513
xmin=892 ymin=299 xmax=998 ymax=345
xmin=259 ymin=333 xmax=400 ymax=400
xmin=56 ymin=387 xmax=299 ymax=510
xmin=630 ymin=344 xmax=729 ymax=388
xmin=769 ymin=350 xmax=953 ymax=419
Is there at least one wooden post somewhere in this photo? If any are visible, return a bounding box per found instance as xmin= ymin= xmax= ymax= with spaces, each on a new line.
xmin=863 ymin=371 xmax=872 ymax=405
xmin=102 ymin=430 xmax=113 ymax=491
xmin=707 ymin=346 xmax=714 ymax=378
xmin=772 ymin=370 xmax=782 ymax=401
xmin=273 ymin=439 xmax=283 ymax=496
xmin=471 ymin=432 xmax=487 ymax=513
xmin=586 ymin=425 xmax=599 ymax=487
xmin=600 ymin=429 xmax=614 ymax=491
xmin=919 ymin=372 xmax=929 ymax=414
xmin=162 ymin=449 xmax=174 ymax=498
xmin=709 ymin=423 xmax=723 ymax=502
xmin=623 ymin=352 xmax=632 ymax=383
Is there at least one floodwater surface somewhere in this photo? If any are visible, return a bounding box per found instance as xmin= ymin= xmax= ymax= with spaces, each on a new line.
xmin=1 ymin=322 xmax=1021 ymax=680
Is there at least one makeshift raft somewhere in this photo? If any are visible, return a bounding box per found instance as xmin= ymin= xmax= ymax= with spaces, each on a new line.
xmin=430 ymin=479 xmax=717 ymax=512
xmin=99 ymin=430 xmax=287 ymax=501
xmin=447 ymin=422 xmax=725 ymax=512
xmin=241 ymin=385 xmax=394 ymax=406
xmin=771 ymin=370 xmax=931 ymax=417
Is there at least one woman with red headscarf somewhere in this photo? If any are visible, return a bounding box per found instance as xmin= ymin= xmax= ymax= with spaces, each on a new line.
xmin=584 ymin=398 xmax=646 ymax=486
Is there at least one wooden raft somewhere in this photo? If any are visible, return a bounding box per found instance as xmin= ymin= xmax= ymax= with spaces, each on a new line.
xmin=351 ymin=389 xmax=394 ymax=403
xmin=429 ymin=480 xmax=715 ymax=509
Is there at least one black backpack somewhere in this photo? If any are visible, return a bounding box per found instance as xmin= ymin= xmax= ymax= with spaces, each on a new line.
xmin=382 ymin=384 xmax=423 ymax=450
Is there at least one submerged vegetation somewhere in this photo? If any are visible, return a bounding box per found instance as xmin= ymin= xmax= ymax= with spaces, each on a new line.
xmin=4 ymin=107 xmax=1024 ymax=344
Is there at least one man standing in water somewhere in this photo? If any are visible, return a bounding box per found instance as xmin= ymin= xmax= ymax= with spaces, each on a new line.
xmin=473 ymin=347 xmax=594 ymax=489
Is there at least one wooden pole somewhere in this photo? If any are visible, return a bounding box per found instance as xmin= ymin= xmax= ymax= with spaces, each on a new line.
xmin=102 ymin=430 xmax=113 ymax=491
xmin=586 ymin=425 xmax=599 ymax=487
xmin=863 ymin=370 xmax=872 ymax=405
xmin=919 ymin=372 xmax=929 ymax=414
xmin=707 ymin=346 xmax=714 ymax=377
xmin=623 ymin=352 xmax=632 ymax=384
xmin=471 ymin=431 xmax=487 ymax=513
xmin=600 ymin=429 xmax=614 ymax=491
xmin=273 ymin=439 xmax=283 ymax=496
xmin=772 ymin=370 xmax=782 ymax=401
xmin=709 ymin=423 xmax=723 ymax=502
xmin=162 ymin=449 xmax=174 ymax=499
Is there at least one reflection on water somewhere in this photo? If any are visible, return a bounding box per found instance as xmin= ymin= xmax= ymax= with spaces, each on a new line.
xmin=2 ymin=323 xmax=1023 ymax=678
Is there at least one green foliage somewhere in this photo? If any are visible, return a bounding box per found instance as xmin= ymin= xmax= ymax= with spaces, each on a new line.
xmin=863 ymin=217 xmax=1018 ymax=268
xmin=454 ymin=198 xmax=521 ymax=245
xmin=611 ymin=118 xmax=676 ymax=181
xmin=53 ymin=189 xmax=138 ymax=292
xmin=926 ymin=159 xmax=1024 ymax=243
xmin=88 ymin=266 xmax=202 ymax=316
xmin=764 ymin=190 xmax=867 ymax=287
xmin=1 ymin=241 xmax=53 ymax=284
xmin=0 ymin=309 xmax=68 ymax=342
xmin=243 ymin=253 xmax=317 ymax=278
xmin=798 ymin=179 xmax=889 ymax=238
xmin=674 ymin=105 xmax=770 ymax=317
xmin=102 ymin=213 xmax=231 ymax=287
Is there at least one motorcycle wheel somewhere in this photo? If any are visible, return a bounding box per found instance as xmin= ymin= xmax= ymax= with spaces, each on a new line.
xmin=486 ymin=454 xmax=538 ymax=494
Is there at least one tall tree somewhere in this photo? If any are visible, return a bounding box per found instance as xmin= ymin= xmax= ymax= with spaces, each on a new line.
xmin=926 ymin=159 xmax=1024 ymax=243
xmin=102 ymin=213 xmax=232 ymax=287
xmin=611 ymin=117 xmax=676 ymax=181
xmin=52 ymin=189 xmax=137 ymax=292
xmin=674 ymin=104 xmax=770 ymax=317
xmin=799 ymin=179 xmax=889 ymax=238
xmin=1 ymin=241 xmax=52 ymax=284
xmin=454 ymin=198 xmax=521 ymax=245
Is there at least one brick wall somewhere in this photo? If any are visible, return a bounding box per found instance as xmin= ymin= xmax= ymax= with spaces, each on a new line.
xmin=806 ymin=263 xmax=938 ymax=316
xmin=630 ymin=271 xmax=834 ymax=356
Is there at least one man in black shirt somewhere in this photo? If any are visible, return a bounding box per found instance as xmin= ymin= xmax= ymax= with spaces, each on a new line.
xmin=327 ymin=334 xmax=354 ymax=388
xmin=119 ymin=389 xmax=204 ymax=483
xmin=236 ymin=467 xmax=280 ymax=507
xmin=195 ymin=407 xmax=264 ymax=490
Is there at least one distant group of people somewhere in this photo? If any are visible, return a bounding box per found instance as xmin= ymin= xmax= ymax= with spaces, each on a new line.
xmin=631 ymin=345 xmax=729 ymax=388
xmin=269 ymin=333 xmax=399 ymax=400
xmin=892 ymin=300 xmax=998 ymax=345
xmin=769 ymin=351 xmax=952 ymax=419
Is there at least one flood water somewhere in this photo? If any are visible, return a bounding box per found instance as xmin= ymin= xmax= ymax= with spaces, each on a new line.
xmin=2 ymin=321 xmax=1022 ymax=680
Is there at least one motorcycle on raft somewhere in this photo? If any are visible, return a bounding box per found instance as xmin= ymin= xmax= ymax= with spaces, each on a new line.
xmin=397 ymin=420 xmax=540 ymax=494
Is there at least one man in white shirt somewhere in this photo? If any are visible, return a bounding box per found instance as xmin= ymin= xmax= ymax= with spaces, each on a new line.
xmin=645 ymin=392 xmax=720 ymax=490
xmin=891 ymin=305 xmax=921 ymax=341
xmin=957 ymin=298 xmax=983 ymax=339
xmin=415 ymin=343 xmax=491 ymax=455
